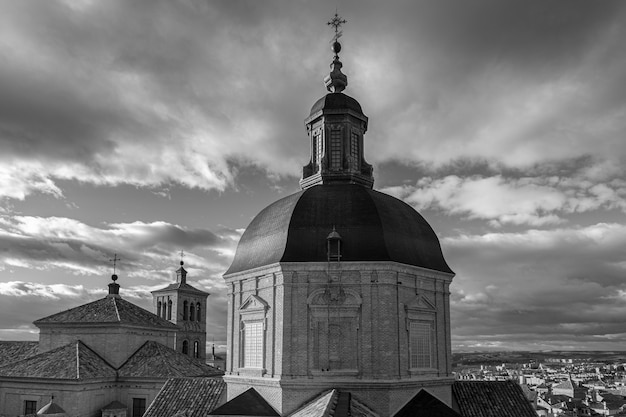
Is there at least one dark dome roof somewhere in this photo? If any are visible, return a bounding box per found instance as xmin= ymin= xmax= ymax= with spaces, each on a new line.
xmin=309 ymin=93 xmax=363 ymax=116
xmin=225 ymin=184 xmax=453 ymax=275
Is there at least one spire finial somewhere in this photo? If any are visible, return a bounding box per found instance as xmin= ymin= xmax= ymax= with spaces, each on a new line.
xmin=328 ymin=12 xmax=347 ymax=58
xmin=107 ymin=253 xmax=121 ymax=297
xmin=324 ymin=12 xmax=348 ymax=93
xmin=176 ymin=250 xmax=187 ymax=284
xmin=108 ymin=253 xmax=121 ymax=281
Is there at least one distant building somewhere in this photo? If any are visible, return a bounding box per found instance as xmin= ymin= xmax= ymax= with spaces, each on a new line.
xmin=0 ymin=266 xmax=221 ymax=417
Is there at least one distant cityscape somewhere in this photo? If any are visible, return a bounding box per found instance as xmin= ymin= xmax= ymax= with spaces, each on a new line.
xmin=453 ymin=351 xmax=626 ymax=416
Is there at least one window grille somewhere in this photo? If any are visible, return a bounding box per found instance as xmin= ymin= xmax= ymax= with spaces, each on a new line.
xmin=24 ymin=400 xmax=37 ymax=416
xmin=409 ymin=321 xmax=433 ymax=368
xmin=243 ymin=321 xmax=264 ymax=368
xmin=312 ymin=133 xmax=322 ymax=169
xmin=350 ymin=132 xmax=359 ymax=158
xmin=132 ymin=398 xmax=146 ymax=417
xmin=330 ymin=130 xmax=342 ymax=170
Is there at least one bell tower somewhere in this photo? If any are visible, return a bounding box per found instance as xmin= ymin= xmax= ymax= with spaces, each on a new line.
xmin=152 ymin=257 xmax=210 ymax=361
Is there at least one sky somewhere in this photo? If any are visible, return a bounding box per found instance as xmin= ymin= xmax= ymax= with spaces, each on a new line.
xmin=1 ymin=0 xmax=626 ymax=352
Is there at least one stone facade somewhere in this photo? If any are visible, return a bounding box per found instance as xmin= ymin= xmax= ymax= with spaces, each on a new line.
xmin=223 ymin=261 xmax=454 ymax=416
xmin=0 ymin=379 xmax=160 ymax=417
xmin=38 ymin=324 xmax=176 ymax=368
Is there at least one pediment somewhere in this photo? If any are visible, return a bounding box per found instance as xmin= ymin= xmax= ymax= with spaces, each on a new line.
xmin=405 ymin=294 xmax=436 ymax=312
xmin=239 ymin=294 xmax=268 ymax=312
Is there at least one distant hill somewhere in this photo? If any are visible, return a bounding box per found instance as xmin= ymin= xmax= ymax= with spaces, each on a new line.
xmin=452 ymin=351 xmax=626 ymax=367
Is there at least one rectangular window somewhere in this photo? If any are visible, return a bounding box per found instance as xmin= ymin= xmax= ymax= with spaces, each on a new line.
xmin=409 ymin=321 xmax=433 ymax=368
xmin=24 ymin=400 xmax=37 ymax=415
xmin=132 ymin=398 xmax=146 ymax=417
xmin=330 ymin=130 xmax=342 ymax=170
xmin=243 ymin=321 xmax=264 ymax=368
xmin=312 ymin=133 xmax=322 ymax=169
xmin=350 ymin=132 xmax=359 ymax=158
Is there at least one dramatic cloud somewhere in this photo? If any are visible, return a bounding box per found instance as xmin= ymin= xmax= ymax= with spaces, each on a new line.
xmin=1 ymin=0 xmax=626 ymax=350
xmin=384 ymin=173 xmax=626 ymax=227
xmin=1 ymin=1 xmax=626 ymax=201
xmin=0 ymin=214 xmax=238 ymax=339
xmin=446 ymin=223 xmax=626 ymax=350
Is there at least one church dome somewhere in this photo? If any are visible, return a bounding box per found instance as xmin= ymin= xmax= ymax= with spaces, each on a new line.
xmin=225 ymin=183 xmax=453 ymax=275
xmin=309 ymin=92 xmax=363 ymax=117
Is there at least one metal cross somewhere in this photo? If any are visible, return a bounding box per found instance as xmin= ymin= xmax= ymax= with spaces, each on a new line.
xmin=109 ymin=253 xmax=121 ymax=275
xmin=327 ymin=12 xmax=346 ymax=42
xmin=179 ymin=249 xmax=185 ymax=263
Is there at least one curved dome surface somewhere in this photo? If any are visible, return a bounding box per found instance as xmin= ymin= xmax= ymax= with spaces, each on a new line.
xmin=225 ymin=184 xmax=453 ymax=275
xmin=309 ymin=92 xmax=363 ymax=116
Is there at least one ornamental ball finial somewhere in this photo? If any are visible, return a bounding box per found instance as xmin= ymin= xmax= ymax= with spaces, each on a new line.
xmin=332 ymin=41 xmax=341 ymax=54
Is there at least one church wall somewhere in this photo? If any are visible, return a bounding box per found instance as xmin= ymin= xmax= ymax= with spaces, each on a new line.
xmin=38 ymin=325 xmax=175 ymax=368
xmin=0 ymin=377 xmax=165 ymax=417
xmin=223 ymin=261 xmax=454 ymax=416
xmin=0 ymin=379 xmax=119 ymax=417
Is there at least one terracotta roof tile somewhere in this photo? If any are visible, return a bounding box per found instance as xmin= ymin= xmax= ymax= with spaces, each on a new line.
xmin=209 ymin=388 xmax=279 ymax=416
xmin=288 ymin=390 xmax=378 ymax=417
xmin=102 ymin=401 xmax=127 ymax=411
xmin=0 ymin=340 xmax=116 ymax=379
xmin=34 ymin=296 xmax=177 ymax=329
xmin=118 ymin=341 xmax=223 ymax=378
xmin=289 ymin=390 xmax=337 ymax=417
xmin=143 ymin=377 xmax=226 ymax=417
xmin=350 ymin=396 xmax=379 ymax=417
xmin=0 ymin=341 xmax=39 ymax=367
xmin=152 ymin=282 xmax=209 ymax=296
xmin=452 ymin=381 xmax=537 ymax=417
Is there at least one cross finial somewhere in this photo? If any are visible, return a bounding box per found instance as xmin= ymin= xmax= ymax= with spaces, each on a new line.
xmin=328 ymin=12 xmax=346 ymax=43
xmin=179 ymin=249 xmax=185 ymax=266
xmin=109 ymin=253 xmax=121 ymax=277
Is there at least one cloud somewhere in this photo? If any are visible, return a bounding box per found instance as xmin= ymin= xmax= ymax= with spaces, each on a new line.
xmin=0 ymin=215 xmax=240 ymax=277
xmin=382 ymin=174 xmax=626 ymax=226
xmin=445 ymin=223 xmax=626 ymax=350
xmin=1 ymin=1 xmax=626 ymax=202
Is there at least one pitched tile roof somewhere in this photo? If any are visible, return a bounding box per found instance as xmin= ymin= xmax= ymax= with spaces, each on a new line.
xmin=452 ymin=381 xmax=537 ymax=417
xmin=102 ymin=401 xmax=127 ymax=411
xmin=152 ymin=282 xmax=209 ymax=296
xmin=393 ymin=389 xmax=462 ymax=417
xmin=288 ymin=390 xmax=378 ymax=417
xmin=289 ymin=390 xmax=336 ymax=417
xmin=118 ymin=341 xmax=223 ymax=378
xmin=33 ymin=296 xmax=177 ymax=329
xmin=0 ymin=340 xmax=116 ymax=379
xmin=209 ymin=388 xmax=279 ymax=416
xmin=0 ymin=341 xmax=39 ymax=367
xmin=143 ymin=377 xmax=226 ymax=417
xmin=37 ymin=400 xmax=67 ymax=415
xmin=552 ymin=379 xmax=575 ymax=390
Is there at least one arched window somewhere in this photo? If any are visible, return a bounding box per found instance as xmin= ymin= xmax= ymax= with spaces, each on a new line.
xmin=196 ymin=304 xmax=201 ymax=322
xmin=183 ymin=301 xmax=188 ymax=320
xmin=182 ymin=340 xmax=189 ymax=355
xmin=194 ymin=341 xmax=200 ymax=358
xmin=167 ymin=300 xmax=172 ymax=320
xmin=189 ymin=303 xmax=195 ymax=321
xmin=157 ymin=301 xmax=162 ymax=318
